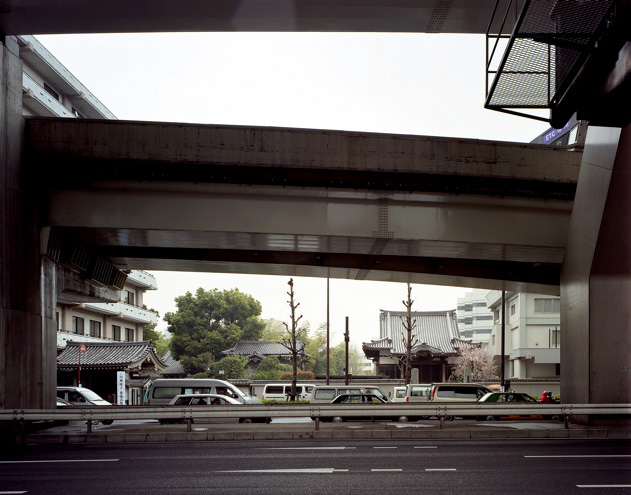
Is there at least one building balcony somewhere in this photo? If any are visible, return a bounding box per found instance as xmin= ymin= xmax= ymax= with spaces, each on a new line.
xmin=18 ymin=35 xmax=116 ymax=119
xmin=508 ymin=347 xmax=560 ymax=364
xmin=82 ymin=301 xmax=158 ymax=325
xmin=126 ymin=270 xmax=158 ymax=290
xmin=23 ymin=72 xmax=75 ymax=118
xmin=57 ymin=329 xmax=113 ymax=348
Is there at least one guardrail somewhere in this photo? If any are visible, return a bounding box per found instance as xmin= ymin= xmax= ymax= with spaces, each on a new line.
xmin=2 ymin=403 xmax=629 ymax=434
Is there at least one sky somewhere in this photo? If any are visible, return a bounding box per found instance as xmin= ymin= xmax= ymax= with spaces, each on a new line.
xmin=35 ymin=32 xmax=550 ymax=346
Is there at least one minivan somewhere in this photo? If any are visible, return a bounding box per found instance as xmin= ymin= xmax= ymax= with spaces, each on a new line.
xmin=261 ymin=383 xmax=315 ymax=401
xmin=144 ymin=378 xmax=254 ymax=407
xmin=308 ymin=385 xmax=388 ymax=404
xmin=428 ymin=383 xmax=492 ymax=402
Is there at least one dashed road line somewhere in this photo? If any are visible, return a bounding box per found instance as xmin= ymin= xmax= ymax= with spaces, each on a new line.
xmin=425 ymin=469 xmax=457 ymax=472
xmin=577 ymin=486 xmax=631 ymax=489
xmin=524 ymin=455 xmax=631 ymax=459
xmin=0 ymin=459 xmax=119 ymax=464
xmin=371 ymin=468 xmax=403 ymax=472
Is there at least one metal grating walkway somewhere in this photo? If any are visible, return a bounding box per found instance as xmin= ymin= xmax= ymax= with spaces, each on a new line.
xmin=485 ymin=0 xmax=617 ymax=123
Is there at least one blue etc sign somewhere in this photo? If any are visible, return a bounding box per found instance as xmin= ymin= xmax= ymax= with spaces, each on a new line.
xmin=542 ymin=120 xmax=574 ymax=145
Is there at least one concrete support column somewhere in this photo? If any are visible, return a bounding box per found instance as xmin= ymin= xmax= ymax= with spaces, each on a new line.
xmin=561 ymin=124 xmax=630 ymax=425
xmin=0 ymin=42 xmax=57 ymax=409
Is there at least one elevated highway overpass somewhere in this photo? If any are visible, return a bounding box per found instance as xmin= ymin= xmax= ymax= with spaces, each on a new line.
xmin=30 ymin=117 xmax=579 ymax=294
xmin=0 ymin=0 xmax=500 ymax=35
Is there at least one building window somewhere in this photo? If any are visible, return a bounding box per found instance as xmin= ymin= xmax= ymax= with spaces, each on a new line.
xmin=475 ymin=315 xmax=493 ymax=321
xmin=72 ymin=316 xmax=84 ymax=335
xmin=89 ymin=320 xmax=101 ymax=338
xmin=510 ymin=304 xmax=516 ymax=316
xmin=113 ymin=325 xmax=121 ymax=341
xmin=535 ymin=298 xmax=560 ymax=313
xmin=55 ymin=311 xmax=60 ymax=332
xmin=550 ymin=327 xmax=561 ymax=348
xmin=43 ymin=82 xmax=59 ymax=100
xmin=125 ymin=327 xmax=134 ymax=341
xmin=556 ymin=363 xmax=561 ymax=376
xmin=124 ymin=290 xmax=135 ymax=306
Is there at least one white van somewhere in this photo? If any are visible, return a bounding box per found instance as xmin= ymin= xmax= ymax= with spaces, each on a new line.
xmin=404 ymin=383 xmax=432 ymax=402
xmin=391 ymin=386 xmax=407 ymax=402
xmin=261 ymin=384 xmax=315 ymax=401
xmin=309 ymin=385 xmax=388 ymax=404
xmin=145 ymin=378 xmax=254 ymax=407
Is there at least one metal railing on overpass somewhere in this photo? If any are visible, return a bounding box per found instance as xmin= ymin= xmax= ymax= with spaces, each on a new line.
xmin=2 ymin=403 xmax=629 ymax=434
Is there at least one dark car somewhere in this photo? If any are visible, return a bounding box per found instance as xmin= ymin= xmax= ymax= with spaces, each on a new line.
xmin=476 ymin=392 xmax=561 ymax=421
xmin=313 ymin=393 xmax=408 ymax=423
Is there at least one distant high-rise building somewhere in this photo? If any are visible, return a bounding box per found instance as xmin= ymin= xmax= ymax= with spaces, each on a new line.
xmin=456 ymin=289 xmax=494 ymax=343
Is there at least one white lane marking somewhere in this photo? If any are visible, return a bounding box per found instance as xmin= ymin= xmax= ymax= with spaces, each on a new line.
xmin=371 ymin=469 xmax=402 ymax=472
xmin=414 ymin=446 xmax=438 ymax=449
xmin=0 ymin=492 xmax=27 ymax=494
xmin=578 ymin=486 xmax=631 ymax=489
xmin=0 ymin=459 xmax=119 ymax=464
xmin=263 ymin=447 xmax=355 ymax=450
xmin=524 ymin=455 xmax=631 ymax=459
xmin=425 ymin=469 xmax=457 ymax=472
xmin=216 ymin=468 xmax=348 ymax=473
xmin=373 ymin=447 xmax=397 ymax=449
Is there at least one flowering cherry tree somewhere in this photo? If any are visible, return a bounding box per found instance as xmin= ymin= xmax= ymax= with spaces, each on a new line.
xmin=450 ymin=345 xmax=498 ymax=382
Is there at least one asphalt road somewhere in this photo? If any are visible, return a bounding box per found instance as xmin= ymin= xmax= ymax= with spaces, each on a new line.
xmin=1 ymin=439 xmax=630 ymax=494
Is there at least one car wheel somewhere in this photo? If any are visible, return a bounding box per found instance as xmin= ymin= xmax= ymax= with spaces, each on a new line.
xmin=398 ymin=416 xmax=408 ymax=423
xmin=332 ymin=416 xmax=344 ymax=423
xmin=240 ymin=418 xmax=253 ymax=424
xmin=485 ymin=415 xmax=496 ymax=421
xmin=100 ymin=420 xmax=113 ymax=425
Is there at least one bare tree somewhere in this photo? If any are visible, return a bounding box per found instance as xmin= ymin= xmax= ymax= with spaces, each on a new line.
xmin=401 ymin=283 xmax=417 ymax=385
xmin=281 ymin=278 xmax=303 ymax=401
xmin=385 ymin=283 xmax=418 ymax=384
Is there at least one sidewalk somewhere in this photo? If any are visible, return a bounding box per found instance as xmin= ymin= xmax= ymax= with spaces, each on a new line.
xmin=21 ymin=419 xmax=631 ymax=445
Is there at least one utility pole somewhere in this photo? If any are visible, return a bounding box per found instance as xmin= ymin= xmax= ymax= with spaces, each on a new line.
xmin=501 ymin=290 xmax=506 ymax=391
xmin=326 ymin=276 xmax=330 ymax=385
xmin=344 ymin=317 xmax=350 ymax=385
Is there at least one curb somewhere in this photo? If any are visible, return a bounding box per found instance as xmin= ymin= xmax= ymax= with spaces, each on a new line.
xmin=23 ymin=427 xmax=631 ymax=445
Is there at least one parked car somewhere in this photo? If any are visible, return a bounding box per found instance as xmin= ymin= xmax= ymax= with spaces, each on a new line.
xmin=311 ymin=393 xmax=408 ymax=423
xmin=476 ymin=392 xmax=561 ymax=421
xmin=166 ymin=393 xmax=268 ymax=424
xmin=56 ymin=386 xmax=114 ymax=425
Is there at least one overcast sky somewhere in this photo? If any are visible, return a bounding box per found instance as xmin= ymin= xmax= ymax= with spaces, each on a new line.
xmin=36 ymin=32 xmax=549 ymax=346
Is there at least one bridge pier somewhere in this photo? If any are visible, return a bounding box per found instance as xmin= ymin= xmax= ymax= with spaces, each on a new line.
xmin=1 ymin=41 xmax=57 ymax=409
xmin=561 ymin=124 xmax=631 ymax=426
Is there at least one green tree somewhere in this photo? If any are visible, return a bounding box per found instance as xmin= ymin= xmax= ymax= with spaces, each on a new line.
xmin=142 ymin=308 xmax=170 ymax=357
xmin=193 ymin=355 xmax=249 ymax=379
xmin=252 ymin=355 xmax=291 ymax=380
xmin=164 ymin=287 xmax=265 ymax=375
xmin=261 ymin=318 xmax=286 ymax=340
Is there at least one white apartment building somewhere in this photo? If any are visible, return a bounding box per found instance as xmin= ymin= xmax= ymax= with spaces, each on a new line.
xmin=456 ymin=289 xmax=495 ymax=343
xmin=11 ymin=34 xmax=159 ymax=349
xmin=486 ymin=291 xmax=561 ymax=380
